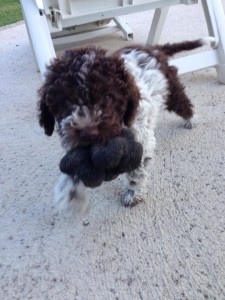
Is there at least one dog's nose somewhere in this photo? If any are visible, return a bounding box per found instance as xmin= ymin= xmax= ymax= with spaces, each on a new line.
xmin=80 ymin=127 xmax=99 ymax=139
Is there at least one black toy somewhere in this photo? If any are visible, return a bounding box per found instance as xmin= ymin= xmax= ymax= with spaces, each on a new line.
xmin=59 ymin=129 xmax=143 ymax=187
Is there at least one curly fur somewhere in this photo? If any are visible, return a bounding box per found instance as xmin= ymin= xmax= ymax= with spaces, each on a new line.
xmin=38 ymin=40 xmax=203 ymax=209
xmin=38 ymin=47 xmax=140 ymax=148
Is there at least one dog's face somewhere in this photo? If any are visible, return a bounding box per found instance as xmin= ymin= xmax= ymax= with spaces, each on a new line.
xmin=38 ymin=47 xmax=140 ymax=150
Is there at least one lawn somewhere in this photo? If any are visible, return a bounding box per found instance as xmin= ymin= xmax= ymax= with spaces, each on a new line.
xmin=0 ymin=0 xmax=23 ymax=27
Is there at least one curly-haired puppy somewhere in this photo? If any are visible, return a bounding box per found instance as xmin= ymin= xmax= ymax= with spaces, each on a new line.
xmin=38 ymin=39 xmax=204 ymax=210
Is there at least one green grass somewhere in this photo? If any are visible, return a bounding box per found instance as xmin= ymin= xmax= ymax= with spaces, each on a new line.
xmin=0 ymin=0 xmax=23 ymax=27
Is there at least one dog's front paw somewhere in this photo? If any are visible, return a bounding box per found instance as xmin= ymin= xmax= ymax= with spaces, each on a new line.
xmin=54 ymin=174 xmax=89 ymax=215
xmin=121 ymin=189 xmax=144 ymax=207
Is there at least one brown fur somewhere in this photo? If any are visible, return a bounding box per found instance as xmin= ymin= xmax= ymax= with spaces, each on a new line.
xmin=116 ymin=42 xmax=197 ymax=120
xmin=38 ymin=40 xmax=204 ymax=208
xmin=38 ymin=47 xmax=140 ymax=144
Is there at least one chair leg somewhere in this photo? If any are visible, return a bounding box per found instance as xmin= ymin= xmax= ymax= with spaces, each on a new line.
xmin=146 ymin=7 xmax=169 ymax=45
xmin=23 ymin=16 xmax=40 ymax=72
xmin=202 ymin=0 xmax=225 ymax=84
xmin=211 ymin=0 xmax=225 ymax=84
xmin=20 ymin=0 xmax=56 ymax=80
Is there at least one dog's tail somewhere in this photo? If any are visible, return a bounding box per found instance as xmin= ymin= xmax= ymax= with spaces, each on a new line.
xmin=155 ymin=38 xmax=208 ymax=56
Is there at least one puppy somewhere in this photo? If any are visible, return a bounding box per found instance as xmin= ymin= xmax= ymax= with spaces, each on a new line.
xmin=38 ymin=39 xmax=203 ymax=210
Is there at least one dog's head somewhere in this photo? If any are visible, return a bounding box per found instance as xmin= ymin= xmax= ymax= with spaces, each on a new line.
xmin=38 ymin=47 xmax=140 ymax=150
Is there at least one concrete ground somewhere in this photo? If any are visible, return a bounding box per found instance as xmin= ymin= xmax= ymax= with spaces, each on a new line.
xmin=0 ymin=2 xmax=225 ymax=300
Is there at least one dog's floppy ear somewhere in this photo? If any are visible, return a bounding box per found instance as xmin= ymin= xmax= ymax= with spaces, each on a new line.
xmin=38 ymin=88 xmax=55 ymax=136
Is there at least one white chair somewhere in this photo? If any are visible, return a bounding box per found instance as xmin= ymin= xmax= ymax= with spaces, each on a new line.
xmin=20 ymin=0 xmax=225 ymax=83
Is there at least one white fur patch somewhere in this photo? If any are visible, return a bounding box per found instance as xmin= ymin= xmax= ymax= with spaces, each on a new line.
xmin=60 ymin=105 xmax=102 ymax=150
xmin=53 ymin=174 xmax=89 ymax=216
xmin=61 ymin=105 xmax=93 ymax=131
xmin=120 ymin=49 xmax=169 ymax=205
xmin=200 ymin=37 xmax=217 ymax=48
xmin=121 ymin=50 xmax=168 ymax=146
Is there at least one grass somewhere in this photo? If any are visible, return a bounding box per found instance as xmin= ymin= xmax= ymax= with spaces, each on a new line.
xmin=0 ymin=0 xmax=23 ymax=27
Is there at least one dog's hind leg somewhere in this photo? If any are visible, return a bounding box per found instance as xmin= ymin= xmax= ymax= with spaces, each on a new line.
xmin=165 ymin=66 xmax=195 ymax=128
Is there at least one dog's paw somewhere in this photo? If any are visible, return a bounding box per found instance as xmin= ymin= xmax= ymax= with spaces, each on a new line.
xmin=184 ymin=115 xmax=197 ymax=129
xmin=53 ymin=174 xmax=89 ymax=215
xmin=184 ymin=119 xmax=193 ymax=129
xmin=121 ymin=189 xmax=144 ymax=207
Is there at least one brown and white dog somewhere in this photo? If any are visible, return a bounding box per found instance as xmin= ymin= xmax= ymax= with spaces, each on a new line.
xmin=38 ymin=39 xmax=204 ymax=211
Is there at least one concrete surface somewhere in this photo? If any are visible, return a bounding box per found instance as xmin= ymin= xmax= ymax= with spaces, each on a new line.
xmin=0 ymin=2 xmax=225 ymax=300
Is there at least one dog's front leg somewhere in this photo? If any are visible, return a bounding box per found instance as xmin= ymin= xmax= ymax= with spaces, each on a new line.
xmin=54 ymin=174 xmax=89 ymax=214
xmin=121 ymin=129 xmax=156 ymax=207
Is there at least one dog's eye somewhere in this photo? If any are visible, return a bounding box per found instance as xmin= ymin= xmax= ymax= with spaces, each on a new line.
xmin=103 ymin=94 xmax=114 ymax=102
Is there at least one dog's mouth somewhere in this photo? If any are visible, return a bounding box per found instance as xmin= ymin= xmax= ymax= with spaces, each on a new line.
xmin=59 ymin=124 xmax=101 ymax=149
xmin=59 ymin=122 xmax=123 ymax=150
xmin=57 ymin=105 xmax=124 ymax=150
xmin=78 ymin=126 xmax=99 ymax=140
xmin=57 ymin=105 xmax=101 ymax=148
